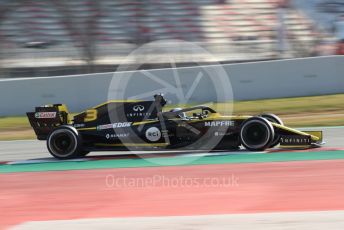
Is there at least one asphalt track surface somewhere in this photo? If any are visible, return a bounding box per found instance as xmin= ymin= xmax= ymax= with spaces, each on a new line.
xmin=0 ymin=126 xmax=343 ymax=162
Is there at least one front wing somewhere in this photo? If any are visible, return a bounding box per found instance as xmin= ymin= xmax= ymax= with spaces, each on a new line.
xmin=279 ymin=130 xmax=324 ymax=149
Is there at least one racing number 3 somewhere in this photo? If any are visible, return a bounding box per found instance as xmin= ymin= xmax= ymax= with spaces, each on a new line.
xmin=84 ymin=109 xmax=98 ymax=122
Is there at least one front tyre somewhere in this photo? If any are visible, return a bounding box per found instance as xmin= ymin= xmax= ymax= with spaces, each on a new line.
xmin=47 ymin=126 xmax=83 ymax=159
xmin=260 ymin=113 xmax=283 ymax=148
xmin=240 ymin=117 xmax=274 ymax=151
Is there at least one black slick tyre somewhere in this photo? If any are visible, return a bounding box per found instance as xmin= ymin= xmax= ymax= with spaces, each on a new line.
xmin=240 ymin=117 xmax=275 ymax=151
xmin=47 ymin=126 xmax=83 ymax=159
xmin=260 ymin=113 xmax=283 ymax=148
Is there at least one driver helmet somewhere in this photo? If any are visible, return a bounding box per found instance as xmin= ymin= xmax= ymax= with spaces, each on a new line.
xmin=170 ymin=108 xmax=187 ymax=119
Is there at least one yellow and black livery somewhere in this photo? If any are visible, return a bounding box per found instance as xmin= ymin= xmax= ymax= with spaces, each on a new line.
xmin=27 ymin=95 xmax=324 ymax=159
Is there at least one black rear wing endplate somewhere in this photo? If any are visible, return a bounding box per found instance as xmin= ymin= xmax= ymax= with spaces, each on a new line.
xmin=27 ymin=104 xmax=69 ymax=140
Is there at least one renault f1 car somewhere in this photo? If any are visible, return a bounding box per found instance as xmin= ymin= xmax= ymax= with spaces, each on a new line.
xmin=27 ymin=95 xmax=324 ymax=159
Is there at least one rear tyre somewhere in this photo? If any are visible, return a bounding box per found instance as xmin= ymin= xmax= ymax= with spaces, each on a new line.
xmin=240 ymin=117 xmax=274 ymax=151
xmin=47 ymin=126 xmax=83 ymax=159
xmin=260 ymin=113 xmax=283 ymax=148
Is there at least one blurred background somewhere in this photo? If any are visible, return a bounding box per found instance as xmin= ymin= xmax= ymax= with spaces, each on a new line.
xmin=0 ymin=0 xmax=343 ymax=78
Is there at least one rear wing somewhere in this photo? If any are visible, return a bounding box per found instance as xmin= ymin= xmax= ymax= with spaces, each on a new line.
xmin=26 ymin=104 xmax=70 ymax=140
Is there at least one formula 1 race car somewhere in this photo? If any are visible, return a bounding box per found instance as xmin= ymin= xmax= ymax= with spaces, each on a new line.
xmin=27 ymin=95 xmax=324 ymax=159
